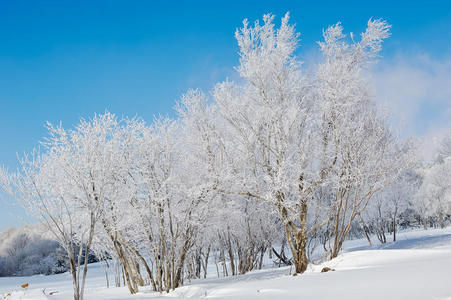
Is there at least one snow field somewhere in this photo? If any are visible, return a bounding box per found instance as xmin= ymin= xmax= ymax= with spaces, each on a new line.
xmin=1 ymin=226 xmax=450 ymax=300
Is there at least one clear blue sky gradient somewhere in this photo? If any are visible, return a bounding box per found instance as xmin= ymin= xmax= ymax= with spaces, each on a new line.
xmin=0 ymin=0 xmax=450 ymax=229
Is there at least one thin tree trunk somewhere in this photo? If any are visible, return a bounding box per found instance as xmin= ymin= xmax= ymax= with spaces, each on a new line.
xmin=201 ymin=246 xmax=210 ymax=279
xmin=226 ymin=231 xmax=235 ymax=276
xmin=80 ymin=215 xmax=95 ymax=300
xmin=69 ymin=254 xmax=80 ymax=300
xmin=392 ymin=215 xmax=397 ymax=242
xmin=214 ymin=255 xmax=220 ymax=278
xmin=358 ymin=213 xmax=372 ymax=246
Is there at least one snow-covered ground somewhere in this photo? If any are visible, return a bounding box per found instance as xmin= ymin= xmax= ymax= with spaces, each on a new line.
xmin=2 ymin=227 xmax=451 ymax=300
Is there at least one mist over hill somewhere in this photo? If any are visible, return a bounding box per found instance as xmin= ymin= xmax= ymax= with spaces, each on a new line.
xmin=0 ymin=225 xmax=67 ymax=277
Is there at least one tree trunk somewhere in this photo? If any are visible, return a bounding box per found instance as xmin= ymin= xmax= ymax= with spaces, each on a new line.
xmin=392 ymin=216 xmax=397 ymax=242
xmin=358 ymin=213 xmax=372 ymax=246
xmin=201 ymin=246 xmax=210 ymax=279
xmin=226 ymin=231 xmax=236 ymax=276
xmin=438 ymin=212 xmax=446 ymax=229
xmin=114 ymin=242 xmax=138 ymax=294
xmin=283 ymin=215 xmax=308 ymax=272
xmin=214 ymin=255 xmax=220 ymax=278
xmin=69 ymin=255 xmax=80 ymax=300
xmin=218 ymin=237 xmax=228 ymax=276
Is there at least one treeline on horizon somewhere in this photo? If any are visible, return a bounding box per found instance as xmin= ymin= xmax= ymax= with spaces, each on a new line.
xmin=0 ymin=226 xmax=99 ymax=277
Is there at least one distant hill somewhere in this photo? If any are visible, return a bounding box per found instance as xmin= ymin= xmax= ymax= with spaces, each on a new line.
xmin=0 ymin=224 xmax=67 ymax=276
xmin=0 ymin=224 xmax=51 ymax=253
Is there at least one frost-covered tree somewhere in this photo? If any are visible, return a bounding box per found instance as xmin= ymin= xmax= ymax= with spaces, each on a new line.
xmin=210 ymin=13 xmax=406 ymax=271
xmin=436 ymin=133 xmax=451 ymax=163
xmin=413 ymin=134 xmax=451 ymax=228
xmin=417 ymin=160 xmax=451 ymax=228
xmin=0 ymin=113 xmax=122 ymax=300
xmin=312 ymin=19 xmax=415 ymax=258
xmin=0 ymin=225 xmax=69 ymax=277
xmin=364 ymin=168 xmax=419 ymax=243
xmin=127 ymin=117 xmax=203 ymax=292
xmin=212 ymin=13 xmax=316 ymax=273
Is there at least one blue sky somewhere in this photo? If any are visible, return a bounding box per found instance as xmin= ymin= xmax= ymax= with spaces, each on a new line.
xmin=0 ymin=0 xmax=450 ymax=230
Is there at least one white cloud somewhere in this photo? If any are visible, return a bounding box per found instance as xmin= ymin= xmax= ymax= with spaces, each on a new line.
xmin=371 ymin=53 xmax=451 ymax=160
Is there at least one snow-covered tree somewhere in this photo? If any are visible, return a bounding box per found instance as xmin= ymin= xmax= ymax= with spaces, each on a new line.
xmin=364 ymin=168 xmax=420 ymax=243
xmin=0 ymin=113 xmax=123 ymax=300
xmin=210 ymin=13 xmax=407 ymax=271
xmin=417 ymin=157 xmax=451 ymax=228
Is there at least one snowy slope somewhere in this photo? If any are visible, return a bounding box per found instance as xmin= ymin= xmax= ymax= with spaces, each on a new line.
xmin=2 ymin=227 xmax=451 ymax=300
